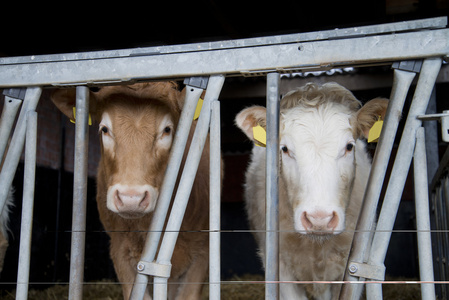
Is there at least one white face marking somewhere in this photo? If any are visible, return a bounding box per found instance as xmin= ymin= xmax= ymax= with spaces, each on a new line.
xmin=156 ymin=114 xmax=174 ymax=150
xmin=99 ymin=112 xmax=115 ymax=154
xmin=279 ymin=106 xmax=355 ymax=234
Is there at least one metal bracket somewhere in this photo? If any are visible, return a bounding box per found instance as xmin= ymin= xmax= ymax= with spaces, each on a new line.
xmin=136 ymin=260 xmax=172 ymax=278
xmin=392 ymin=60 xmax=423 ymax=73
xmin=418 ymin=110 xmax=449 ymax=142
xmin=184 ymin=76 xmax=209 ymax=90
xmin=3 ymin=88 xmax=27 ymax=100
xmin=348 ymin=262 xmax=386 ymax=281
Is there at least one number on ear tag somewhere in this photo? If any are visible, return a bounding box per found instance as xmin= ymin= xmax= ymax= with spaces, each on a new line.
xmin=253 ymin=125 xmax=266 ymax=147
xmin=368 ymin=116 xmax=383 ymax=143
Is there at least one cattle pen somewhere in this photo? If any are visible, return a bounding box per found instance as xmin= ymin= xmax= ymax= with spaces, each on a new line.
xmin=0 ymin=16 xmax=449 ymax=300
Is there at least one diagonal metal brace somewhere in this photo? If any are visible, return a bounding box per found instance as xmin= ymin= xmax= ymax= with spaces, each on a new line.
xmin=136 ymin=260 xmax=172 ymax=278
xmin=347 ymin=261 xmax=386 ymax=281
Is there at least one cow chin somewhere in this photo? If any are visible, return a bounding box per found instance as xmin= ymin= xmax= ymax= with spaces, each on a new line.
xmin=117 ymin=211 xmax=148 ymax=219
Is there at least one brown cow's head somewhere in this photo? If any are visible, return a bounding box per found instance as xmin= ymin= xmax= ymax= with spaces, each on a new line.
xmin=52 ymin=82 xmax=184 ymax=219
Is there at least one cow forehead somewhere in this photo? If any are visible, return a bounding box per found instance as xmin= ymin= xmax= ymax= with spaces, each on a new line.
xmin=100 ymin=100 xmax=173 ymax=127
xmin=281 ymin=105 xmax=353 ymax=156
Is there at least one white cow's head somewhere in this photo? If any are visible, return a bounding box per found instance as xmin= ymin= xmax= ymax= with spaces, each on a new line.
xmin=51 ymin=82 xmax=185 ymax=219
xmin=236 ymin=83 xmax=388 ymax=236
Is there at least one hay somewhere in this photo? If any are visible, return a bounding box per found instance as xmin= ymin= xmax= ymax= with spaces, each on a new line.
xmin=0 ymin=280 xmax=122 ymax=300
xmin=0 ymin=275 xmax=423 ymax=299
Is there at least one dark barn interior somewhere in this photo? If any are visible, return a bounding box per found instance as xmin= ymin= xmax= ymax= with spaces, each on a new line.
xmin=1 ymin=0 xmax=449 ymax=298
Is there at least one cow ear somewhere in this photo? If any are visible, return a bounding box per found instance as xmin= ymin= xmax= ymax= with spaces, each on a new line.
xmin=51 ymin=88 xmax=97 ymax=122
xmin=353 ymin=98 xmax=389 ymax=139
xmin=235 ymin=106 xmax=267 ymax=141
xmin=51 ymin=88 xmax=78 ymax=120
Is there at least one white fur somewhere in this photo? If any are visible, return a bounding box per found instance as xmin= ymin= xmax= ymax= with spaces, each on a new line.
xmin=239 ymin=91 xmax=372 ymax=299
xmin=99 ymin=112 xmax=115 ymax=154
xmin=156 ymin=114 xmax=174 ymax=149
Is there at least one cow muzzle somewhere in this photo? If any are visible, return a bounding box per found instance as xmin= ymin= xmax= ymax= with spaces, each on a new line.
xmin=295 ymin=208 xmax=345 ymax=235
xmin=107 ymin=184 xmax=158 ymax=218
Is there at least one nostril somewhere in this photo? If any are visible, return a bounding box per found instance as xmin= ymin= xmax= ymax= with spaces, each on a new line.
xmin=139 ymin=191 xmax=149 ymax=209
xmin=301 ymin=212 xmax=313 ymax=231
xmin=327 ymin=211 xmax=339 ymax=230
xmin=115 ymin=190 xmax=124 ymax=207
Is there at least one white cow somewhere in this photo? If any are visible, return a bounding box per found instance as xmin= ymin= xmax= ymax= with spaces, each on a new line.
xmin=235 ymin=82 xmax=388 ymax=300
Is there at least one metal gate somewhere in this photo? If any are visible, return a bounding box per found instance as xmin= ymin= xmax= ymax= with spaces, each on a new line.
xmin=0 ymin=17 xmax=448 ymax=300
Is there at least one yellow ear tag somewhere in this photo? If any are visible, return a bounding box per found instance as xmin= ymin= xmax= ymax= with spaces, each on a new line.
xmin=252 ymin=125 xmax=267 ymax=147
xmin=368 ymin=116 xmax=383 ymax=143
xmin=193 ymin=98 xmax=203 ymax=120
xmin=70 ymin=107 xmax=92 ymax=126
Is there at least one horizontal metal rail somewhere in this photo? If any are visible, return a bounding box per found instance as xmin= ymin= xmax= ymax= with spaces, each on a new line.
xmin=1 ymin=17 xmax=445 ymax=66
xmin=0 ymin=22 xmax=448 ymax=87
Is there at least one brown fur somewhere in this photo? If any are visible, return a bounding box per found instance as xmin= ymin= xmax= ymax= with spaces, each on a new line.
xmin=52 ymin=82 xmax=212 ymax=300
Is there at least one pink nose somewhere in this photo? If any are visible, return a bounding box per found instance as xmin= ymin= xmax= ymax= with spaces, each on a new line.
xmin=114 ymin=189 xmax=150 ymax=213
xmin=301 ymin=211 xmax=339 ymax=233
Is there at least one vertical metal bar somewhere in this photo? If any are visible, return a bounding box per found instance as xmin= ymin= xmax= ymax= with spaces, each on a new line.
xmin=130 ymin=82 xmax=205 ymax=300
xmin=424 ymin=88 xmax=439 ymax=181
xmin=414 ymin=127 xmax=436 ymax=300
xmin=432 ymin=187 xmax=444 ymax=299
xmin=15 ymin=111 xmax=37 ymax=300
xmin=209 ymin=99 xmax=221 ymax=299
xmin=153 ymin=75 xmax=225 ymax=299
xmin=341 ymin=67 xmax=416 ymax=299
xmin=68 ymin=86 xmax=90 ymax=300
xmin=265 ymin=72 xmax=280 ymax=300
xmin=0 ymin=96 xmax=22 ymax=161
xmin=365 ymin=57 xmax=442 ymax=299
xmin=442 ymin=177 xmax=449 ymax=298
xmin=0 ymin=87 xmax=41 ymax=215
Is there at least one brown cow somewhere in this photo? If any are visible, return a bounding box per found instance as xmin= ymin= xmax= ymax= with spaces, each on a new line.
xmin=0 ymin=187 xmax=12 ymax=274
xmin=0 ymin=146 xmax=14 ymax=274
xmin=52 ymin=82 xmax=211 ymax=300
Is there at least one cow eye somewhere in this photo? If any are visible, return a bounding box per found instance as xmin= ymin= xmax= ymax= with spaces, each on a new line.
xmin=281 ymin=145 xmax=289 ymax=153
xmin=346 ymin=143 xmax=354 ymax=152
xmin=100 ymin=126 xmax=109 ymax=134
xmin=163 ymin=126 xmax=171 ymax=134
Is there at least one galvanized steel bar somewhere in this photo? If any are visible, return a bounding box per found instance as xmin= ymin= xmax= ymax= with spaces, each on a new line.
xmin=441 ymin=177 xmax=449 ymax=297
xmin=414 ymin=127 xmax=436 ymax=300
xmin=68 ymin=86 xmax=90 ymax=300
xmin=15 ymin=111 xmax=37 ymax=300
xmin=1 ymin=17 xmax=445 ymax=67
xmin=365 ymin=57 xmax=442 ymax=299
xmin=130 ymin=81 xmax=204 ymax=300
xmin=341 ymin=67 xmax=416 ymax=299
xmin=0 ymin=28 xmax=448 ymax=87
xmin=209 ymin=99 xmax=222 ymax=299
xmin=265 ymin=72 xmax=280 ymax=300
xmin=0 ymin=95 xmax=22 ymax=162
xmin=0 ymin=87 xmax=41 ymax=215
xmin=424 ymin=89 xmax=439 ymax=181
xmin=153 ymin=75 xmax=225 ymax=299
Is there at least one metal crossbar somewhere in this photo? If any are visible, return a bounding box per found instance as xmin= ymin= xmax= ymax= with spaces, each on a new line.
xmin=0 ymin=17 xmax=448 ymax=300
